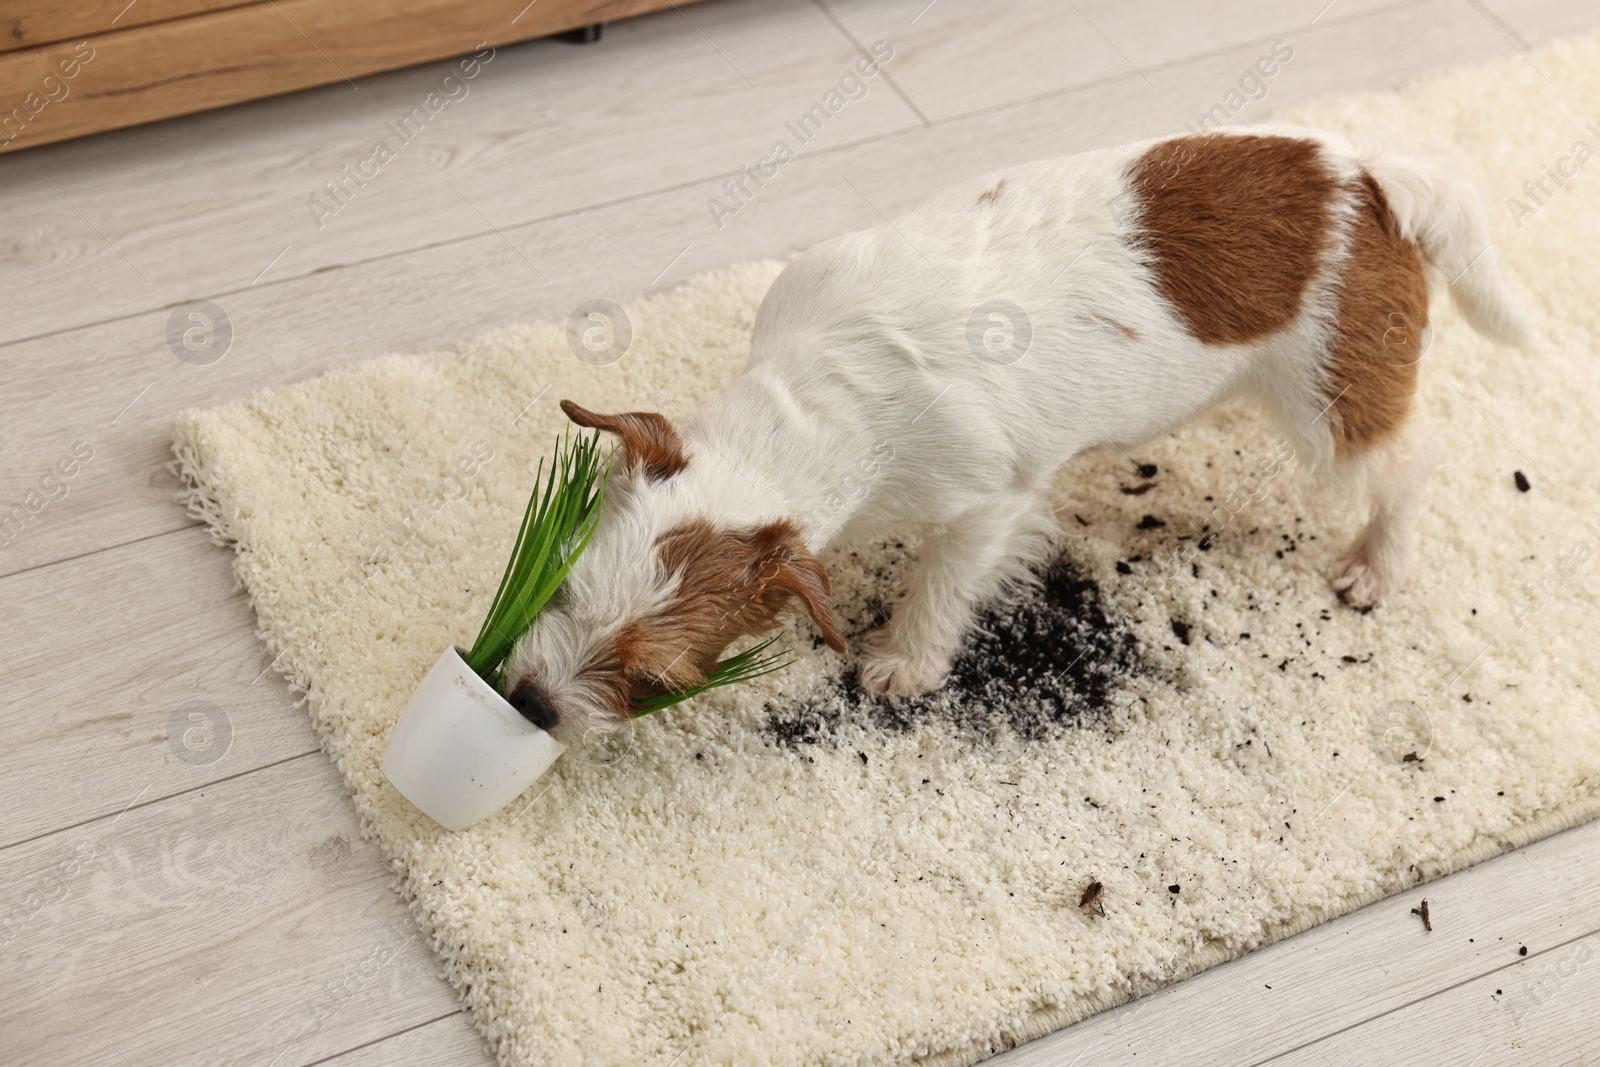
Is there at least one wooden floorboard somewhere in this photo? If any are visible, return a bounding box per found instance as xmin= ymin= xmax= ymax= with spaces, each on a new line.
xmin=0 ymin=755 xmax=461 ymax=1067
xmin=818 ymin=0 xmax=1401 ymax=122
xmin=318 ymin=1012 xmax=489 ymax=1066
xmin=0 ymin=527 xmax=314 ymax=847
xmin=1266 ymin=930 xmax=1600 ymax=1065
xmin=1487 ymin=0 xmax=1600 ymax=44
xmin=3 ymin=1 xmax=1598 ymax=1065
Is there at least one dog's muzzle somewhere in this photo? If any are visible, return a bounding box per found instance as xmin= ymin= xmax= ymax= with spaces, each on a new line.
xmin=508 ymin=682 xmax=559 ymax=731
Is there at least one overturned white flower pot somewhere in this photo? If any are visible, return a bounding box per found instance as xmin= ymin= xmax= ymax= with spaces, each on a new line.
xmin=382 ymin=646 xmax=564 ymax=831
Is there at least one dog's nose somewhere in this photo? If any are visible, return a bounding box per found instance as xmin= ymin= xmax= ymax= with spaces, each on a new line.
xmin=507 ymin=682 xmax=559 ymax=731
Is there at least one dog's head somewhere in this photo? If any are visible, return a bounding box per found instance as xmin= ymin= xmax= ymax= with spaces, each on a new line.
xmin=499 ymin=399 xmax=847 ymax=747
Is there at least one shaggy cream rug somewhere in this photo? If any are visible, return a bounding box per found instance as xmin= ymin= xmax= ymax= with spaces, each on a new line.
xmin=174 ymin=34 xmax=1600 ymax=1067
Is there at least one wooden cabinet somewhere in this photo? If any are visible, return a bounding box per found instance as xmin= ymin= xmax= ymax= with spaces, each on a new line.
xmin=0 ymin=0 xmax=696 ymax=153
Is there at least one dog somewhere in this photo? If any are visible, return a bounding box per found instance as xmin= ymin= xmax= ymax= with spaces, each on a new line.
xmin=504 ymin=125 xmax=1534 ymax=746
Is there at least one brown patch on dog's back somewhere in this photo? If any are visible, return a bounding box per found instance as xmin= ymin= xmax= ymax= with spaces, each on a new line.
xmin=1324 ymin=172 xmax=1430 ymax=454
xmin=586 ymin=518 xmax=845 ymax=717
xmin=1126 ymin=134 xmax=1339 ymax=345
xmin=978 ymin=177 xmax=1008 ymax=204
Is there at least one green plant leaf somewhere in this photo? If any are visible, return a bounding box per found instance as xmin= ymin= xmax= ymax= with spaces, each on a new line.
xmin=465 ymin=427 xmax=610 ymax=688
xmin=632 ymin=636 xmax=795 ymax=716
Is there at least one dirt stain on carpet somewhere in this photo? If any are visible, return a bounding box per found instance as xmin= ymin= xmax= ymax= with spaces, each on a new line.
xmin=766 ymin=556 xmax=1151 ymax=750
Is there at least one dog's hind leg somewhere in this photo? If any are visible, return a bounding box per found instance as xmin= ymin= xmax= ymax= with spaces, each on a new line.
xmin=858 ymin=487 xmax=1057 ymax=699
xmin=1312 ymin=168 xmax=1437 ymax=608
xmin=1327 ymin=418 xmax=1431 ymax=606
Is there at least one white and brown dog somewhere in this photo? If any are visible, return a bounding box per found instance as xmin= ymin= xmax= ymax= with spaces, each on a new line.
xmin=504 ymin=125 xmax=1534 ymax=744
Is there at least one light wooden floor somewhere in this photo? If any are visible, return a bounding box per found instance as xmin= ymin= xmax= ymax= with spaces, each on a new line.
xmin=3 ymin=1 xmax=1597 ymax=1064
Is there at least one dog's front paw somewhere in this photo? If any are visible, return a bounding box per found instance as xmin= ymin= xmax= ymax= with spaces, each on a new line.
xmin=856 ymin=627 xmax=953 ymax=699
xmin=1331 ymin=547 xmax=1404 ymax=608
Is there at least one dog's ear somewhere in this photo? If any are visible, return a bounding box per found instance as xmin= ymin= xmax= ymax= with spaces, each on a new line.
xmin=560 ymin=399 xmax=688 ymax=481
xmin=751 ymin=522 xmax=848 ymax=654
xmin=605 ymin=519 xmax=846 ymax=705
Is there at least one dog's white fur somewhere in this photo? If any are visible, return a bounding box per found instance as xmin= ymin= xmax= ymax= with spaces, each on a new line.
xmin=507 ymin=124 xmax=1534 ymax=744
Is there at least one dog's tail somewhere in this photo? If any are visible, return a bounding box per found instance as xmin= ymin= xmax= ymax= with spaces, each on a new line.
xmin=1363 ymin=151 xmax=1538 ymax=351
